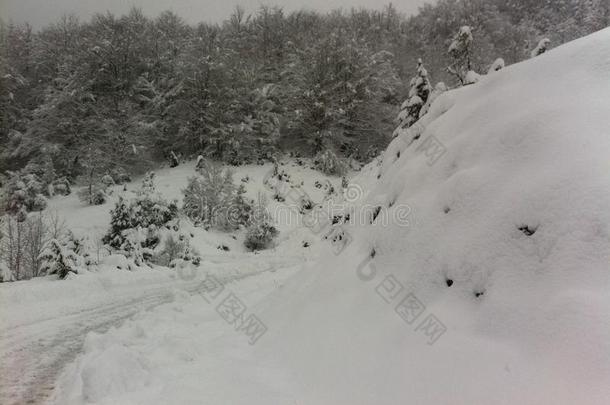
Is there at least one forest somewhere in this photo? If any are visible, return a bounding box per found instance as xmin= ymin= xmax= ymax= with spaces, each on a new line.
xmin=1 ymin=0 xmax=608 ymax=181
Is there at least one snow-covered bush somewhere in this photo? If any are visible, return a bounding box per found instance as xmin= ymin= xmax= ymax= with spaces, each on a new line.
xmin=244 ymin=194 xmax=278 ymax=251
xmin=118 ymin=228 xmax=154 ymax=267
xmin=110 ymin=167 xmax=131 ymax=184
xmin=447 ymin=26 xmax=479 ymax=86
xmin=153 ymin=233 xmax=201 ymax=268
xmin=103 ymin=174 xmax=178 ymax=255
xmin=51 ymin=177 xmax=72 ymax=196
xmin=4 ymin=171 xmax=48 ymax=216
xmin=487 ymin=58 xmax=505 ymax=74
xmin=39 ymin=239 xmax=81 ymax=279
xmin=531 ymin=38 xmax=551 ymax=58
xmin=398 ymin=58 xmax=432 ymax=129
xmin=77 ymin=185 xmax=107 ymax=205
xmin=313 ymin=150 xmax=347 ymax=176
xmin=183 ymin=159 xmax=251 ymax=230
xmin=153 ymin=233 xmax=185 ymax=267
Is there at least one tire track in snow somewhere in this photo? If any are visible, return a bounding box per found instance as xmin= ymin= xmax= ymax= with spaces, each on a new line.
xmin=0 ymin=263 xmax=294 ymax=405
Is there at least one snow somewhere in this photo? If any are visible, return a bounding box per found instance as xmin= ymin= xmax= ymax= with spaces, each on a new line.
xmin=488 ymin=57 xmax=506 ymax=73
xmin=8 ymin=27 xmax=610 ymax=405
xmin=1 ymin=157 xmax=347 ymax=404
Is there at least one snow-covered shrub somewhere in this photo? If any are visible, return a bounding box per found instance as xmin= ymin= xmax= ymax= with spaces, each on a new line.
xmin=531 ymin=38 xmax=550 ymax=58
xmin=153 ymin=232 xmax=201 ymax=268
xmin=110 ymin=167 xmax=131 ymax=184
xmin=118 ymin=228 xmax=153 ymax=267
xmin=313 ymin=150 xmax=347 ymax=176
xmin=244 ymin=195 xmax=278 ymax=251
xmin=487 ymin=58 xmax=505 ymax=74
xmin=103 ymin=174 xmax=178 ymax=259
xmin=4 ymin=171 xmax=48 ymax=216
xmin=103 ymin=197 xmax=131 ymax=249
xmin=215 ymin=184 xmax=252 ymax=232
xmin=447 ymin=26 xmax=479 ymax=86
xmin=183 ymin=159 xmax=251 ymax=230
xmin=77 ymin=185 xmax=107 ymax=205
xmin=101 ymin=174 xmax=115 ymax=189
xmin=39 ymin=239 xmax=81 ymax=279
xmin=52 ymin=177 xmax=72 ymax=196
xmin=154 ymin=233 xmax=185 ymax=267
xmin=398 ymin=58 xmax=432 ymax=129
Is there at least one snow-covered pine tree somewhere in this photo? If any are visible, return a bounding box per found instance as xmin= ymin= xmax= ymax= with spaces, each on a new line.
xmin=184 ymin=159 xmax=240 ymax=228
xmin=244 ymin=193 xmax=278 ymax=251
xmin=39 ymin=239 xmax=79 ymax=279
xmin=103 ymin=197 xmax=132 ymax=249
xmin=399 ymin=58 xmax=432 ymax=129
xmin=531 ymin=38 xmax=550 ymax=58
xmin=418 ymin=82 xmax=448 ymax=120
xmin=447 ymin=26 xmax=478 ymax=86
xmin=138 ymin=171 xmax=156 ymax=196
xmin=4 ymin=171 xmax=47 ymax=216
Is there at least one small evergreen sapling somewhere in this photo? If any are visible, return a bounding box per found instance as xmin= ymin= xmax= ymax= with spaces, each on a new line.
xmin=39 ymin=239 xmax=80 ymax=279
xmin=399 ymin=58 xmax=432 ymax=129
xmin=4 ymin=171 xmax=48 ymax=216
xmin=447 ymin=26 xmax=478 ymax=86
xmin=244 ymin=194 xmax=278 ymax=251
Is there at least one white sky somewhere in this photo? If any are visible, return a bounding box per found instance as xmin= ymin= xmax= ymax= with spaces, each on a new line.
xmin=1 ymin=0 xmax=429 ymax=29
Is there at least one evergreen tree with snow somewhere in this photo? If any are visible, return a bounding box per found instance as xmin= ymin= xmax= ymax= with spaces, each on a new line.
xmin=399 ymin=58 xmax=432 ymax=128
xmin=447 ymin=26 xmax=477 ymax=86
xmin=39 ymin=239 xmax=79 ymax=279
xmin=103 ymin=197 xmax=132 ymax=249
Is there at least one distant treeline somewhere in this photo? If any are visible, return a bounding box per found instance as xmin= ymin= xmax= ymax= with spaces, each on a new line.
xmin=1 ymin=0 xmax=607 ymax=178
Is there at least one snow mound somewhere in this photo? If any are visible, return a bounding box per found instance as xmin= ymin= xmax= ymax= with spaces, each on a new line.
xmin=258 ymin=28 xmax=610 ymax=404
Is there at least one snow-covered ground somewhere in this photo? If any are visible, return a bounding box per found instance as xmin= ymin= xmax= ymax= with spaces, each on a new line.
xmin=0 ymin=159 xmax=346 ymax=404
xmin=3 ymin=27 xmax=610 ymax=405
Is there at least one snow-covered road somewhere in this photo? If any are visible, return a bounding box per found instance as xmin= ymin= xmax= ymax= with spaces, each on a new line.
xmin=0 ymin=254 xmax=303 ymax=405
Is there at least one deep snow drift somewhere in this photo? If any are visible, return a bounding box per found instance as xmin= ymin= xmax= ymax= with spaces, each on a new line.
xmin=54 ymin=28 xmax=610 ymax=404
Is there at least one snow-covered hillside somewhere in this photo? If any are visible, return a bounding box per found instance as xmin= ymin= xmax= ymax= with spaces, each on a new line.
xmin=0 ymin=159 xmax=347 ymax=404
xmin=53 ymin=28 xmax=610 ymax=404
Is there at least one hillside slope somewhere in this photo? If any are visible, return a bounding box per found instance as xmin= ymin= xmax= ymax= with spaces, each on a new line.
xmin=256 ymin=27 xmax=610 ymax=404
xmin=52 ymin=28 xmax=610 ymax=405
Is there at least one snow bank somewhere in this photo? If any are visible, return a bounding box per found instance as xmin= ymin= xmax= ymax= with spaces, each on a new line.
xmin=256 ymin=27 xmax=610 ymax=404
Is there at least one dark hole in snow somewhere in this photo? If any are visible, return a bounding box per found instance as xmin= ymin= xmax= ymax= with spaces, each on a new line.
xmin=446 ymin=279 xmax=453 ymax=287
xmin=371 ymin=206 xmax=382 ymax=223
xmin=518 ymin=224 xmax=538 ymax=236
xmin=413 ymin=134 xmax=421 ymax=140
xmin=370 ymin=248 xmax=376 ymax=258
xmin=217 ymin=244 xmax=230 ymax=251
xmin=302 ymin=241 xmax=310 ymax=248
xmin=444 ymin=206 xmax=451 ymax=214
xmin=474 ymin=290 xmax=485 ymax=298
xmin=396 ymin=151 xmax=401 ymax=159
xmin=377 ymin=174 xmax=381 ymax=179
